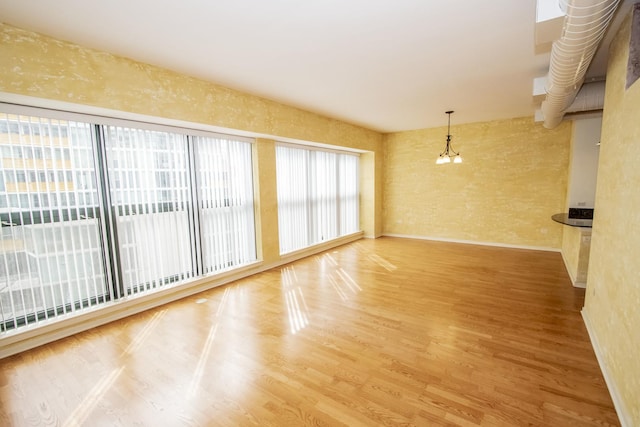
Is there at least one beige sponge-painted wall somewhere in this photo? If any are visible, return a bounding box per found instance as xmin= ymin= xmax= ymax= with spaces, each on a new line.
xmin=0 ymin=23 xmax=384 ymax=253
xmin=583 ymin=7 xmax=640 ymax=426
xmin=0 ymin=24 xmax=381 ymax=152
xmin=382 ymin=117 xmax=571 ymax=249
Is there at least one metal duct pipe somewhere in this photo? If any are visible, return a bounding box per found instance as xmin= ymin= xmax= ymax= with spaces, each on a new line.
xmin=565 ymin=79 xmax=606 ymax=112
xmin=541 ymin=0 xmax=621 ymax=128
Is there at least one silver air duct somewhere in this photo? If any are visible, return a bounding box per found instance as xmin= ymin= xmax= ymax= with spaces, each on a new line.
xmin=541 ymin=0 xmax=621 ymax=128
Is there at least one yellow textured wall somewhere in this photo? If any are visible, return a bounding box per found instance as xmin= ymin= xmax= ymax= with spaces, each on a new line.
xmin=383 ymin=117 xmax=571 ymax=248
xmin=0 ymin=24 xmax=384 ymax=259
xmin=360 ymin=152 xmax=383 ymax=237
xmin=584 ymin=9 xmax=640 ymax=425
xmin=253 ymin=139 xmax=281 ymax=263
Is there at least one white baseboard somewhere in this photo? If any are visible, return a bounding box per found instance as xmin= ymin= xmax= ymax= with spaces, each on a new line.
xmin=0 ymin=232 xmax=364 ymax=359
xmin=381 ymin=233 xmax=561 ymax=252
xmin=581 ymin=309 xmax=632 ymax=427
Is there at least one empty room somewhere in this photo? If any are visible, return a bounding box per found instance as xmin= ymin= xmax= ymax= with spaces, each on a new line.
xmin=0 ymin=0 xmax=638 ymax=426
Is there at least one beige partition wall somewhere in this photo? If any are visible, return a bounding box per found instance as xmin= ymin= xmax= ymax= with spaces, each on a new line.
xmin=583 ymin=7 xmax=640 ymax=426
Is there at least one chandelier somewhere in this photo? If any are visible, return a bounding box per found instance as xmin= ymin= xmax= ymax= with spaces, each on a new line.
xmin=436 ymin=110 xmax=462 ymax=164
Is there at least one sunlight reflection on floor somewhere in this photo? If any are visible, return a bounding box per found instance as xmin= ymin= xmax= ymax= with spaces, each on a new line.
xmin=188 ymin=323 xmax=219 ymax=398
xmin=63 ymin=367 xmax=125 ymax=427
xmin=368 ymin=254 xmax=397 ymax=271
xmin=282 ymin=266 xmax=310 ymax=334
xmin=328 ymin=268 xmax=362 ymax=301
xmin=187 ymin=286 xmax=234 ymax=396
xmin=122 ymin=309 xmax=167 ymax=355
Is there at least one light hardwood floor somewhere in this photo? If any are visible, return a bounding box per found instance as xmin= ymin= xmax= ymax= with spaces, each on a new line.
xmin=0 ymin=237 xmax=619 ymax=426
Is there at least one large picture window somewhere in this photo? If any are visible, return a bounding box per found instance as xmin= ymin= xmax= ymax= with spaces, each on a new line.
xmin=276 ymin=144 xmax=359 ymax=254
xmin=0 ymin=106 xmax=257 ymax=332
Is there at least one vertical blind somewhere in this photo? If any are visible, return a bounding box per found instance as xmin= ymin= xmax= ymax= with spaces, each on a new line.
xmin=276 ymin=144 xmax=359 ymax=254
xmin=104 ymin=126 xmax=196 ymax=294
xmin=0 ymin=108 xmax=257 ymax=332
xmin=194 ymin=136 xmax=256 ymax=274
xmin=0 ymin=114 xmax=107 ymax=329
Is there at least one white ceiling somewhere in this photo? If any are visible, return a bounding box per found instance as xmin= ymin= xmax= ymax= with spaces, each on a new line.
xmin=0 ymin=0 xmax=631 ymax=132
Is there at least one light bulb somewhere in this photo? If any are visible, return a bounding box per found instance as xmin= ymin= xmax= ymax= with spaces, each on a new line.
xmin=454 ymin=155 xmax=462 ymax=164
xmin=443 ymin=155 xmax=451 ymax=163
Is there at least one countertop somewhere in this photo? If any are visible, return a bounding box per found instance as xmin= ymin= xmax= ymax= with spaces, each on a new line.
xmin=551 ymin=213 xmax=593 ymax=228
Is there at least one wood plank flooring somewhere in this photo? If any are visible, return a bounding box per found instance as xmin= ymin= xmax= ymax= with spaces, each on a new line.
xmin=0 ymin=237 xmax=619 ymax=426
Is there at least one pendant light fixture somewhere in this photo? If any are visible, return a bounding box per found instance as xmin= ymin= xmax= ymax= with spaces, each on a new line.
xmin=436 ymin=110 xmax=462 ymax=164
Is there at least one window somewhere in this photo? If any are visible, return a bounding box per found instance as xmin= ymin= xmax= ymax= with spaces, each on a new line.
xmin=1 ymin=145 xmax=12 ymax=158
xmin=276 ymin=144 xmax=359 ymax=254
xmin=0 ymin=114 xmax=105 ymax=330
xmin=194 ymin=135 xmax=256 ymax=274
xmin=0 ymin=107 xmax=257 ymax=332
xmin=104 ymin=126 xmax=195 ymax=293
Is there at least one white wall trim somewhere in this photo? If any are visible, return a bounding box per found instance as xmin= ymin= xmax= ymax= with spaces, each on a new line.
xmin=581 ymin=309 xmax=632 ymax=427
xmin=381 ymin=233 xmax=561 ymax=252
xmin=277 ymin=231 xmax=364 ymax=263
xmin=0 ymin=232 xmax=363 ymax=359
